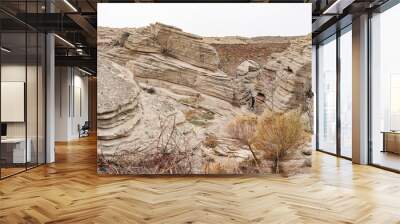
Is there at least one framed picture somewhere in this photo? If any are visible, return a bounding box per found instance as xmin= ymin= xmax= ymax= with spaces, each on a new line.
xmin=97 ymin=3 xmax=312 ymax=175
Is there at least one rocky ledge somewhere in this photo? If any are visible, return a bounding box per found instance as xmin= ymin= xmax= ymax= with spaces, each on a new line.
xmin=97 ymin=23 xmax=313 ymax=175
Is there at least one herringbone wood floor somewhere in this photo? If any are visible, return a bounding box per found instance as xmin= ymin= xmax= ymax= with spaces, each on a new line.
xmin=1 ymin=135 xmax=400 ymax=224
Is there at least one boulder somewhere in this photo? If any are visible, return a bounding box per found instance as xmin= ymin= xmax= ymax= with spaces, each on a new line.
xmin=236 ymin=60 xmax=261 ymax=76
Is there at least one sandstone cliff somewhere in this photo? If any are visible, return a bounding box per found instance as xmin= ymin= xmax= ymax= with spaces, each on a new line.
xmin=98 ymin=23 xmax=312 ymax=175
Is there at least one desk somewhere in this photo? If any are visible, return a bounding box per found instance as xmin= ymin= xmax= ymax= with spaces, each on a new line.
xmin=382 ymin=131 xmax=400 ymax=154
xmin=1 ymin=138 xmax=31 ymax=163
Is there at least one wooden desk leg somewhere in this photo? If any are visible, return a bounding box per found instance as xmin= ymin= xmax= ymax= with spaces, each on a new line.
xmin=382 ymin=133 xmax=386 ymax=153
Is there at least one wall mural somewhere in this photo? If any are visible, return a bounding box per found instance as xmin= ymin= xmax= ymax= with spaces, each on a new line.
xmin=97 ymin=4 xmax=312 ymax=175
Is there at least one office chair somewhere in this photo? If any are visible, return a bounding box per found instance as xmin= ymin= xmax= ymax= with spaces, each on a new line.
xmin=79 ymin=121 xmax=90 ymax=138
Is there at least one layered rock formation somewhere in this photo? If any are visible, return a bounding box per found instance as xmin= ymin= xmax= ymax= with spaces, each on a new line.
xmin=204 ymin=36 xmax=293 ymax=75
xmin=97 ymin=56 xmax=142 ymax=156
xmin=126 ymin=54 xmax=235 ymax=102
xmin=98 ymin=23 xmax=312 ymax=175
xmin=260 ymin=36 xmax=313 ymax=130
xmin=123 ymin=23 xmax=220 ymax=71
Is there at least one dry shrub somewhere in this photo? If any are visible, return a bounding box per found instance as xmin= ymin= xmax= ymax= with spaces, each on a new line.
xmin=204 ymin=162 xmax=226 ymax=174
xmin=252 ymin=110 xmax=310 ymax=174
xmin=237 ymin=159 xmax=263 ymax=174
xmin=227 ymin=114 xmax=259 ymax=166
xmin=203 ymin=134 xmax=218 ymax=148
xmin=136 ymin=150 xmax=194 ymax=174
xmin=98 ymin=114 xmax=201 ymax=174
xmin=98 ymin=149 xmax=196 ymax=175
xmin=204 ymin=158 xmax=240 ymax=174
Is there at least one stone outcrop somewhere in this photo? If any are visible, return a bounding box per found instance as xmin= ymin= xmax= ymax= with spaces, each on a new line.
xmin=236 ymin=60 xmax=261 ymax=77
xmin=97 ymin=23 xmax=313 ymax=175
xmin=205 ymin=38 xmax=291 ymax=75
xmin=97 ymin=55 xmax=142 ymax=146
xmin=234 ymin=60 xmax=261 ymax=108
xmin=126 ymin=53 xmax=235 ymax=102
xmin=123 ymin=23 xmax=220 ymax=71
xmin=229 ymin=35 xmax=313 ymax=121
xmin=260 ymin=35 xmax=313 ymax=130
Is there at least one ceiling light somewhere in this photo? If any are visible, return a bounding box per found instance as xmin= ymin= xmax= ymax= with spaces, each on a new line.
xmin=1 ymin=47 xmax=11 ymax=53
xmin=78 ymin=67 xmax=93 ymax=76
xmin=54 ymin=34 xmax=75 ymax=48
xmin=63 ymin=0 xmax=78 ymax=12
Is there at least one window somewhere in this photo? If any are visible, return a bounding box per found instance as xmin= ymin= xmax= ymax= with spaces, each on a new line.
xmin=370 ymin=3 xmax=400 ymax=171
xmin=0 ymin=2 xmax=46 ymax=179
xmin=317 ymin=35 xmax=337 ymax=154
xmin=339 ymin=27 xmax=352 ymax=158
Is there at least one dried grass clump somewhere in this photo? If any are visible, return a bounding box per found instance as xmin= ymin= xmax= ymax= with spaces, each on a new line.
xmin=252 ymin=110 xmax=310 ymax=173
xmin=227 ymin=114 xmax=259 ymax=166
xmin=203 ymin=158 xmax=240 ymax=174
xmin=203 ymin=134 xmax=218 ymax=148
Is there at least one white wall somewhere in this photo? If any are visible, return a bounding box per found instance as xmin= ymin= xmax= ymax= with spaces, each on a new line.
xmin=70 ymin=73 xmax=89 ymax=139
xmin=55 ymin=66 xmax=70 ymax=141
xmin=55 ymin=67 xmax=89 ymax=141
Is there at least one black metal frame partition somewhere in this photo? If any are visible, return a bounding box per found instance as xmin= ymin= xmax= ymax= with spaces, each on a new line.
xmin=316 ymin=0 xmax=400 ymax=173
xmin=0 ymin=0 xmax=47 ymax=180
xmin=315 ymin=24 xmax=353 ymax=161
xmin=367 ymin=1 xmax=400 ymax=173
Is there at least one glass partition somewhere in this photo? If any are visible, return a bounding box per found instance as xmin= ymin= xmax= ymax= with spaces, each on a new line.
xmin=0 ymin=2 xmax=46 ymax=179
xmin=1 ymin=31 xmax=28 ymax=177
xmin=317 ymin=35 xmax=337 ymax=154
xmin=339 ymin=26 xmax=352 ymax=158
xmin=370 ymin=3 xmax=400 ymax=171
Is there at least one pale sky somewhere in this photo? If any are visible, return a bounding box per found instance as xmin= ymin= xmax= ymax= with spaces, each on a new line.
xmin=98 ymin=3 xmax=311 ymax=37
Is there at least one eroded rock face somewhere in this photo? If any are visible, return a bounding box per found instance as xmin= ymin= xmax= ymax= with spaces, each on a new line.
xmin=204 ymin=36 xmax=292 ymax=75
xmin=97 ymin=55 xmax=142 ymax=156
xmin=234 ymin=60 xmax=262 ymax=108
xmin=260 ymin=35 xmax=313 ymax=130
xmin=124 ymin=23 xmax=220 ymax=71
xmin=126 ymin=53 xmax=235 ymax=102
xmin=229 ymin=36 xmax=313 ymax=126
xmin=97 ymin=23 xmax=312 ymax=175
